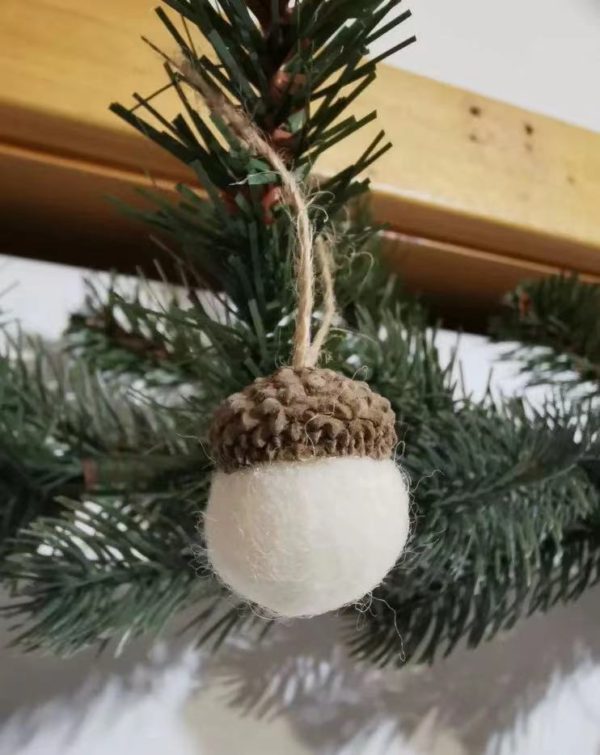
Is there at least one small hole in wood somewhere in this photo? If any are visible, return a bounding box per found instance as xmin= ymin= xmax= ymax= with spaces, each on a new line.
xmin=469 ymin=133 xmax=479 ymax=143
xmin=524 ymin=123 xmax=534 ymax=136
xmin=469 ymin=105 xmax=482 ymax=117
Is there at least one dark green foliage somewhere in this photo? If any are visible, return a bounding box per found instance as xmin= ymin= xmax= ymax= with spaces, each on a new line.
xmin=491 ymin=275 xmax=600 ymax=394
xmin=2 ymin=497 xmax=205 ymax=654
xmin=4 ymin=269 xmax=600 ymax=663
xmin=108 ymin=0 xmax=414 ymax=342
xmin=0 ymin=337 xmax=83 ymax=557
xmin=351 ymin=399 xmax=600 ymax=664
xmin=1 ymin=0 xmax=599 ymax=670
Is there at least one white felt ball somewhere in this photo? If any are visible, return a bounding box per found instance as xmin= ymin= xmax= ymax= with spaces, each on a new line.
xmin=204 ymin=456 xmax=409 ymax=618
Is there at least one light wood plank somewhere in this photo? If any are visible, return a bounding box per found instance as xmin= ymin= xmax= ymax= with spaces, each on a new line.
xmin=1 ymin=0 xmax=600 ymax=321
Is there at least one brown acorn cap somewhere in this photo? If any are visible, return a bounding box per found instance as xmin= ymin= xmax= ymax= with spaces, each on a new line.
xmin=209 ymin=367 xmax=397 ymax=472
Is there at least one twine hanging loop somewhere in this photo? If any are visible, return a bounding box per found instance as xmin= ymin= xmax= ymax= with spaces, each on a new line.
xmin=177 ymin=60 xmax=334 ymax=369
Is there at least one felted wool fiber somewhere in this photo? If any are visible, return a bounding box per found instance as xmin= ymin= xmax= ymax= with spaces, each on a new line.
xmin=205 ymin=456 xmax=409 ymax=618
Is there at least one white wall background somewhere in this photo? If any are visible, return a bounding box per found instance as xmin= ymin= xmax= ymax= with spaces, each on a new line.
xmin=2 ymin=1 xmax=600 ymax=753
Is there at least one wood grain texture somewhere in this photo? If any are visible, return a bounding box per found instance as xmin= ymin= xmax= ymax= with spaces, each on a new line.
xmin=1 ymin=0 xmax=600 ymax=323
xmin=382 ymin=233 xmax=600 ymax=328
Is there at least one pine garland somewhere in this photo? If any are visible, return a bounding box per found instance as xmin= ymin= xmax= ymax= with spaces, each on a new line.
xmin=1 ymin=0 xmax=599 ymax=669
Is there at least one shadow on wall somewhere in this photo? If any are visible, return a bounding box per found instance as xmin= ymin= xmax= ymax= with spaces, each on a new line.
xmin=1 ymin=584 xmax=600 ymax=754
xmin=0 ymin=641 xmax=203 ymax=755
xmin=201 ymin=583 xmax=600 ymax=754
xmin=0 ymin=591 xmax=157 ymax=718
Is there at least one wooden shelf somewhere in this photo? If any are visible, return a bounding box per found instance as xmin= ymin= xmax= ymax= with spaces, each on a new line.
xmin=2 ymin=0 xmax=600 ymax=325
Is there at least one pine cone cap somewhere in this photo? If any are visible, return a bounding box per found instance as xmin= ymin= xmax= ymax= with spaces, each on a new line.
xmin=210 ymin=367 xmax=397 ymax=472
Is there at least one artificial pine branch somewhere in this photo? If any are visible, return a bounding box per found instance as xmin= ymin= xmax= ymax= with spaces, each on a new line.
xmin=0 ymin=328 xmax=209 ymax=558
xmin=2 ymin=497 xmax=206 ymax=655
xmin=66 ymin=277 xmax=212 ymax=384
xmin=108 ymin=0 xmax=415 ymax=341
xmin=491 ymin=275 xmax=600 ymax=393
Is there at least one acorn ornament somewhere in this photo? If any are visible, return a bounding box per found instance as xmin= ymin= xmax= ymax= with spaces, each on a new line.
xmin=206 ymin=367 xmax=410 ymax=617
xmin=189 ymin=64 xmax=410 ymax=617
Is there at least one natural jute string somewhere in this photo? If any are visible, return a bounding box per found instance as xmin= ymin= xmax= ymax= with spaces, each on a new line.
xmin=176 ymin=59 xmax=335 ymax=369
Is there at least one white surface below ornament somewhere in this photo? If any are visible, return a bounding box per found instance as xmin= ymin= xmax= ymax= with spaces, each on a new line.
xmin=205 ymin=456 xmax=410 ymax=618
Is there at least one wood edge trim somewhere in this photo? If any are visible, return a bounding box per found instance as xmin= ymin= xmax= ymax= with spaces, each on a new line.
xmin=383 ymin=231 xmax=600 ymax=282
